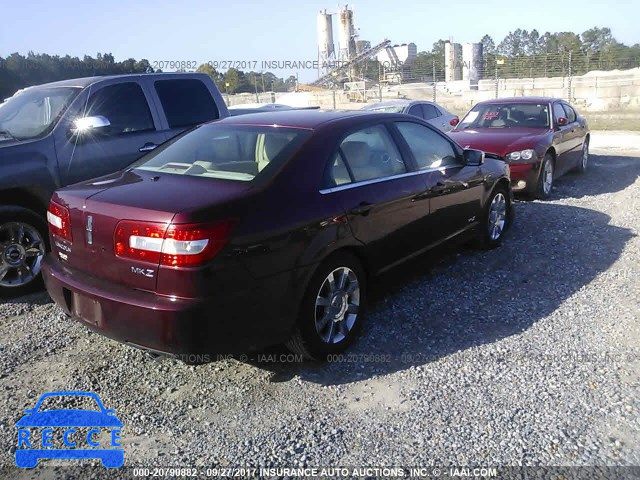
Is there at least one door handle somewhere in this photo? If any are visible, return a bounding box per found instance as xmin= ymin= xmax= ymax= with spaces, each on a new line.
xmin=139 ymin=143 xmax=158 ymax=152
xmin=349 ymin=202 xmax=373 ymax=216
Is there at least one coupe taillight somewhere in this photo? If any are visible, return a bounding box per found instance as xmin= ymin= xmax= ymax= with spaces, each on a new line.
xmin=114 ymin=220 xmax=236 ymax=267
xmin=47 ymin=201 xmax=72 ymax=241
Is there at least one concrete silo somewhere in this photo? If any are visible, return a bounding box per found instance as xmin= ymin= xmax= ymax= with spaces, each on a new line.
xmin=317 ymin=10 xmax=336 ymax=75
xmin=338 ymin=6 xmax=357 ymax=61
xmin=445 ymin=41 xmax=463 ymax=81
xmin=462 ymin=42 xmax=484 ymax=88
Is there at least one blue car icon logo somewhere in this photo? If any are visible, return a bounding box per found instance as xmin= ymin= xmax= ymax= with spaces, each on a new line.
xmin=15 ymin=391 xmax=123 ymax=468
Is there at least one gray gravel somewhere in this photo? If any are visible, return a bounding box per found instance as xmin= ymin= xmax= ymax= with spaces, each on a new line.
xmin=0 ymin=145 xmax=639 ymax=475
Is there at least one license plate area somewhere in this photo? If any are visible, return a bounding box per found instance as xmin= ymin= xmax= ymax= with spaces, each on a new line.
xmin=69 ymin=291 xmax=103 ymax=327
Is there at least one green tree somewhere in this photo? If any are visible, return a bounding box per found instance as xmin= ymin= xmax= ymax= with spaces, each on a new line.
xmin=480 ymin=35 xmax=496 ymax=54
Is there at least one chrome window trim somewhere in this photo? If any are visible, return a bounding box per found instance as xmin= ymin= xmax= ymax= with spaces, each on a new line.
xmin=319 ymin=164 xmax=462 ymax=194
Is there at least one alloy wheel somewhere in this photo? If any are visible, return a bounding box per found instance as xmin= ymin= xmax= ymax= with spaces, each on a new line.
xmin=314 ymin=267 xmax=360 ymax=344
xmin=0 ymin=222 xmax=46 ymax=288
xmin=582 ymin=141 xmax=589 ymax=170
xmin=487 ymin=193 xmax=507 ymax=241
xmin=543 ymin=160 xmax=554 ymax=196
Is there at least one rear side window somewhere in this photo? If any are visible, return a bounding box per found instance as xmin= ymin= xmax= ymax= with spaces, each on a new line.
xmin=154 ymin=79 xmax=219 ymax=129
xmin=85 ymin=82 xmax=154 ymax=135
xmin=422 ymin=104 xmax=440 ymax=120
xmin=337 ymin=125 xmax=406 ymax=183
xmin=395 ymin=122 xmax=459 ymax=170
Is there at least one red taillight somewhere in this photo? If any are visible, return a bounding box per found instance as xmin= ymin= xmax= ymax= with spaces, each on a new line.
xmin=450 ymin=117 xmax=460 ymax=127
xmin=114 ymin=220 xmax=236 ymax=267
xmin=47 ymin=201 xmax=72 ymax=241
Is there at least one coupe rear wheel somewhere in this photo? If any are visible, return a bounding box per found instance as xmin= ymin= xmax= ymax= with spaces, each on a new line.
xmin=474 ymin=186 xmax=510 ymax=249
xmin=286 ymin=252 xmax=366 ymax=360
xmin=534 ymin=153 xmax=554 ymax=199
xmin=575 ymin=138 xmax=589 ymax=173
xmin=0 ymin=207 xmax=48 ymax=298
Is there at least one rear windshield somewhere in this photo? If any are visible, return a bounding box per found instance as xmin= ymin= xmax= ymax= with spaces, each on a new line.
xmin=363 ymin=105 xmax=404 ymax=113
xmin=133 ymin=124 xmax=311 ymax=182
xmin=458 ymin=102 xmax=550 ymax=129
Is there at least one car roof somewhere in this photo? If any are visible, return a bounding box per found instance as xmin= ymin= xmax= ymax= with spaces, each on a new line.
xmin=477 ymin=97 xmax=562 ymax=105
xmin=216 ymin=109 xmax=399 ymax=129
xmin=18 ymin=73 xmax=210 ymax=89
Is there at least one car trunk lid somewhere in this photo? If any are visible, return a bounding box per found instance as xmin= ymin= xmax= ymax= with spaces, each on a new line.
xmin=51 ymin=169 xmax=251 ymax=292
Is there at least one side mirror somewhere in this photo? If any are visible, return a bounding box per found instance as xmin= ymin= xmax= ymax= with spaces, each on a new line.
xmin=450 ymin=117 xmax=460 ymax=127
xmin=463 ymin=148 xmax=484 ymax=166
xmin=71 ymin=115 xmax=111 ymax=135
xmin=556 ymin=117 xmax=568 ymax=127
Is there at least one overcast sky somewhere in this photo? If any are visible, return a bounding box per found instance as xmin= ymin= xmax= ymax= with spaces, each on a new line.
xmin=1 ymin=0 xmax=637 ymax=82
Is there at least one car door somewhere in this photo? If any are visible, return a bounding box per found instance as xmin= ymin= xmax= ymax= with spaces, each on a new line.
xmin=56 ymin=81 xmax=167 ymax=185
xmin=321 ymin=123 xmax=430 ymax=272
xmin=392 ymin=120 xmax=485 ymax=244
xmin=551 ymin=101 xmax=574 ymax=175
xmin=560 ymin=103 xmax=584 ymax=171
xmin=150 ymin=78 xmax=221 ymax=141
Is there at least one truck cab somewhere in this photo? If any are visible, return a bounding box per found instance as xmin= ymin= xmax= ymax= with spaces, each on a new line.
xmin=0 ymin=73 xmax=228 ymax=297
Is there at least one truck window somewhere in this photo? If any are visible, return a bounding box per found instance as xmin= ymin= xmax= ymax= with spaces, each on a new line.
xmin=84 ymin=82 xmax=154 ymax=135
xmin=154 ymin=79 xmax=219 ymax=129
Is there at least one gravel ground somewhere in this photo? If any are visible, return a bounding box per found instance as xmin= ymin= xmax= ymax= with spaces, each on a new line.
xmin=0 ymin=143 xmax=639 ymax=477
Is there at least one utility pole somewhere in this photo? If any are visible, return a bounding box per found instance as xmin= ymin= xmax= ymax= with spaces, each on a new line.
xmin=567 ymin=51 xmax=573 ymax=102
xmin=432 ymin=60 xmax=437 ymax=103
xmin=254 ymin=76 xmax=259 ymax=103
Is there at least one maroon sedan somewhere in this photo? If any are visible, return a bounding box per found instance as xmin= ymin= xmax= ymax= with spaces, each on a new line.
xmin=42 ymin=111 xmax=512 ymax=360
xmin=448 ymin=97 xmax=590 ymax=198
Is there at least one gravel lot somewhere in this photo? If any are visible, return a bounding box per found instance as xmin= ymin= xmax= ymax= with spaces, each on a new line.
xmin=1 ymin=139 xmax=639 ymax=477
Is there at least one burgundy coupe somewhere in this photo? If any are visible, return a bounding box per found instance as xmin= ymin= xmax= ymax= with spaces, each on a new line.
xmin=42 ymin=111 xmax=513 ymax=360
xmin=448 ymin=97 xmax=590 ymax=198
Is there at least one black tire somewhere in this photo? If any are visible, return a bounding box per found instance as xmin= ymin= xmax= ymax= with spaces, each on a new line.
xmin=575 ymin=138 xmax=589 ymax=173
xmin=473 ymin=186 xmax=511 ymax=250
xmin=534 ymin=153 xmax=554 ymax=199
xmin=285 ymin=252 xmax=366 ymax=361
xmin=0 ymin=206 xmax=49 ymax=299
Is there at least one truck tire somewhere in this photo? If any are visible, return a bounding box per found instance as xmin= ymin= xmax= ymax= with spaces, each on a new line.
xmin=0 ymin=206 xmax=49 ymax=298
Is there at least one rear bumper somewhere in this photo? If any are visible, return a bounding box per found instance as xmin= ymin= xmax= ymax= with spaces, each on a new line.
xmin=42 ymin=255 xmax=309 ymax=356
xmin=508 ymin=161 xmax=540 ymax=193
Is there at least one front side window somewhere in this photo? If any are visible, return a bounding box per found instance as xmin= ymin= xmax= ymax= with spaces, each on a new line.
xmin=422 ymin=104 xmax=440 ymax=120
xmin=407 ymin=104 xmax=423 ymax=118
xmin=134 ymin=124 xmax=310 ymax=182
xmin=337 ymin=125 xmax=406 ymax=183
xmin=154 ymin=79 xmax=219 ymax=128
xmin=395 ymin=121 xmax=459 ymax=170
xmin=458 ymin=103 xmax=550 ymax=129
xmin=0 ymin=86 xmax=80 ymax=140
xmin=84 ymin=82 xmax=154 ymax=135
xmin=562 ymin=104 xmax=576 ymax=123
xmin=552 ymin=103 xmax=566 ymax=123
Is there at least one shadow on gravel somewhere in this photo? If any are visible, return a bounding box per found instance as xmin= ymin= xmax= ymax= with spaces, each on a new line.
xmin=252 ymin=202 xmax=636 ymax=385
xmin=549 ymin=154 xmax=640 ymax=199
xmin=0 ymin=291 xmax=52 ymax=307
